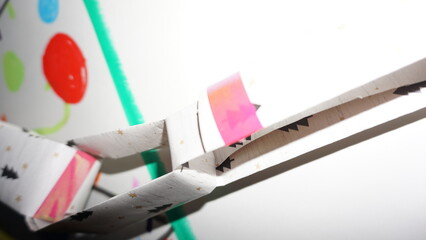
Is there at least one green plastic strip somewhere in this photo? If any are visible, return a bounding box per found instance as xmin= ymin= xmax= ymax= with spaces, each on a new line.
xmin=83 ymin=1 xmax=195 ymax=239
xmin=82 ymin=0 xmax=143 ymax=126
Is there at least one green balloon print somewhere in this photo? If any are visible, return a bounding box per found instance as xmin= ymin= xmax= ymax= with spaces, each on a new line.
xmin=3 ymin=51 xmax=24 ymax=92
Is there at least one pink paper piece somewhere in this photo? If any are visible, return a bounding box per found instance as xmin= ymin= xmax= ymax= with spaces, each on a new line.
xmin=33 ymin=150 xmax=97 ymax=222
xmin=207 ymin=73 xmax=262 ymax=145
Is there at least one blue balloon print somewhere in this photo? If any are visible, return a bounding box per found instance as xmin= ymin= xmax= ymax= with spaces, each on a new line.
xmin=38 ymin=0 xmax=59 ymax=23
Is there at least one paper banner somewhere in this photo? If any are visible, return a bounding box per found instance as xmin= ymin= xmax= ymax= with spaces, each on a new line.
xmin=43 ymin=153 xmax=216 ymax=233
xmin=33 ymin=150 xmax=97 ymax=222
xmin=15 ymin=57 xmax=426 ymax=233
xmin=70 ymin=120 xmax=167 ymax=159
xmin=0 ymin=122 xmax=99 ymax=222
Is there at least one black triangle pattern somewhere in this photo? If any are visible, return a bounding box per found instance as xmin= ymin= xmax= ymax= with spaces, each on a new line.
xmin=70 ymin=211 xmax=93 ymax=221
xmin=148 ymin=204 xmax=173 ymax=213
xmin=216 ymin=157 xmax=234 ymax=172
xmin=393 ymin=80 xmax=426 ymax=95
xmin=66 ymin=140 xmax=76 ymax=147
xmin=1 ymin=165 xmax=18 ymax=180
xmin=229 ymin=135 xmax=253 ymax=148
xmin=180 ymin=162 xmax=189 ymax=172
xmin=279 ymin=115 xmax=313 ymax=132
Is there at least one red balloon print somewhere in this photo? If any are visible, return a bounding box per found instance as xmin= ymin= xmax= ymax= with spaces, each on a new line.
xmin=43 ymin=33 xmax=87 ymax=104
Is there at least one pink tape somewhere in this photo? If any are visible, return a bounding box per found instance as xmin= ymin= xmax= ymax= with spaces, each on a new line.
xmin=208 ymin=73 xmax=262 ymax=145
xmin=33 ymin=150 xmax=96 ymax=222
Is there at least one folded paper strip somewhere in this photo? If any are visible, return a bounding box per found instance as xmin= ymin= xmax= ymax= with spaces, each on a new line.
xmin=2 ymin=58 xmax=426 ymax=233
xmin=33 ymin=150 xmax=97 ymax=222
xmin=0 ymin=123 xmax=100 ymax=225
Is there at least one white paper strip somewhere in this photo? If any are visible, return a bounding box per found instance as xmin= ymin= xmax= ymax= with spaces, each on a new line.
xmin=20 ymin=57 xmax=426 ymax=233
xmin=217 ymin=88 xmax=426 ymax=185
xmin=0 ymin=123 xmax=76 ymax=216
xmin=44 ymin=153 xmax=216 ymax=233
xmin=210 ymin=58 xmax=426 ymax=169
xmin=166 ymin=103 xmax=205 ymax=169
xmin=72 ymin=120 xmax=167 ymax=159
